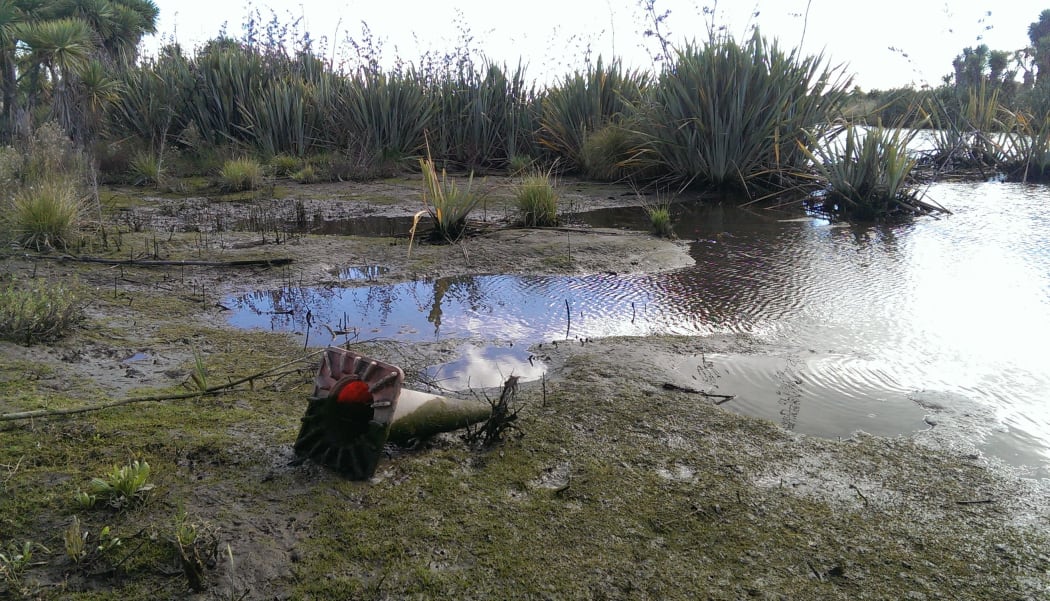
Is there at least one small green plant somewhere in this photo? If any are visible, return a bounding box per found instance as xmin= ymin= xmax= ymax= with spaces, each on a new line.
xmin=73 ymin=490 xmax=98 ymax=509
xmin=507 ymin=155 xmax=534 ymax=176
xmin=128 ymin=151 xmax=164 ymax=186
xmin=88 ymin=460 xmax=155 ymax=509
xmin=218 ymin=158 xmax=264 ymax=192
xmin=269 ymin=154 xmax=302 ymax=177
xmin=419 ymin=153 xmax=482 ymax=242
xmin=8 ymin=179 xmax=85 ymax=250
xmin=95 ymin=526 xmax=122 ymax=557
xmin=516 ymin=169 xmax=559 ymax=227
xmin=171 ymin=510 xmax=221 ymax=592
xmin=0 ymin=540 xmax=49 ymax=584
xmin=645 ymin=202 xmax=675 ymax=238
xmin=64 ymin=516 xmax=88 ymax=565
xmin=190 ymin=347 xmax=209 ymax=392
xmin=0 ymin=277 xmax=85 ymax=344
xmin=64 ymin=516 xmax=124 ymax=571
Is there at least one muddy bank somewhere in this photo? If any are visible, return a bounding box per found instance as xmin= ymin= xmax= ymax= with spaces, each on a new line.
xmin=1 ymin=177 xmax=1048 ymax=599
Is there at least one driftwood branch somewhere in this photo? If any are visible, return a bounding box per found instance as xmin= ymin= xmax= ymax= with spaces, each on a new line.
xmin=0 ymin=350 xmax=323 ymax=422
xmin=28 ymin=254 xmax=294 ymax=268
xmin=662 ymin=382 xmax=736 ymax=404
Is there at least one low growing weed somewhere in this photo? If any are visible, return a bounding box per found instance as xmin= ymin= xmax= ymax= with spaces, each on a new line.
xmin=0 ymin=277 xmax=85 ymax=344
xmin=219 ymin=158 xmax=265 ymax=192
xmin=83 ymin=460 xmax=155 ymax=509
xmin=0 ymin=540 xmax=49 ymax=584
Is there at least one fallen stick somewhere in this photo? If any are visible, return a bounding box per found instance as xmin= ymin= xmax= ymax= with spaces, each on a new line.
xmin=0 ymin=350 xmax=322 ymax=422
xmin=32 ymin=254 xmax=294 ymax=268
xmin=662 ymin=382 xmax=736 ymax=404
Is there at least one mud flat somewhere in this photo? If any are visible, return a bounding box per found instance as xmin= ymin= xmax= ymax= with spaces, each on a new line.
xmin=1 ymin=177 xmax=1047 ymax=599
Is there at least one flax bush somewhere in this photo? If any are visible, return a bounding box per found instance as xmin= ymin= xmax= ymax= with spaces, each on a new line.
xmin=538 ymin=57 xmax=650 ymax=173
xmin=419 ymin=155 xmax=481 ymax=242
xmin=805 ymin=126 xmax=939 ymax=220
xmin=638 ymin=30 xmax=849 ymax=194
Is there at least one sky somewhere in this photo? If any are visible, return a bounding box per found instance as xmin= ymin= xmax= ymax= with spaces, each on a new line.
xmin=146 ymin=1 xmax=1047 ymax=90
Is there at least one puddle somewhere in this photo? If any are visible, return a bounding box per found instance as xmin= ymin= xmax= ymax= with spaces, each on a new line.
xmin=228 ymin=182 xmax=1050 ymax=477
xmin=296 ymin=214 xmax=424 ymax=237
xmin=334 ymin=265 xmax=388 ymax=281
xmin=120 ymin=351 xmax=150 ymax=365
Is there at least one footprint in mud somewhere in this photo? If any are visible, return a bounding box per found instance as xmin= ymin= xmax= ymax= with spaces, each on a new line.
xmin=776 ymin=357 xmax=804 ymax=430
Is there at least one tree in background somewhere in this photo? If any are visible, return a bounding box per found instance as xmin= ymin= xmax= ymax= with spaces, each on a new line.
xmin=0 ymin=0 xmax=158 ymax=142
xmin=1028 ymin=9 xmax=1050 ymax=84
xmin=950 ymin=44 xmax=1019 ymax=96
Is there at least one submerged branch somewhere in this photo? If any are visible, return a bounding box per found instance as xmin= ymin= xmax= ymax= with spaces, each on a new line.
xmin=662 ymin=382 xmax=736 ymax=404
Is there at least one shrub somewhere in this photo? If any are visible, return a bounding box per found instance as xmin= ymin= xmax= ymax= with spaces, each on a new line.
xmin=538 ymin=57 xmax=650 ymax=172
xmin=0 ymin=146 xmax=24 ymax=195
xmin=925 ymin=84 xmax=1008 ymax=172
xmin=507 ymin=155 xmax=534 ymax=176
xmin=9 ymin=180 xmax=85 ymax=250
xmin=0 ymin=277 xmax=85 ymax=344
xmin=990 ymin=111 xmax=1050 ymax=183
xmin=639 ymin=30 xmax=849 ymax=194
xmin=218 ymin=157 xmax=264 ymax=192
xmin=23 ymin=122 xmax=85 ymax=185
xmin=128 ymin=151 xmax=164 ymax=186
xmin=516 ymin=170 xmax=559 ymax=227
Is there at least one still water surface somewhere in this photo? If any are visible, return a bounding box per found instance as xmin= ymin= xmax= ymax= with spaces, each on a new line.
xmin=228 ymin=181 xmax=1050 ymax=476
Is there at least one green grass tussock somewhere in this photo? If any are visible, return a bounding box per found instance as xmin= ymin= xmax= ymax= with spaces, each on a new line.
xmin=218 ymin=157 xmax=264 ymax=192
xmin=8 ymin=180 xmax=86 ymax=251
xmin=516 ymin=169 xmax=559 ymax=227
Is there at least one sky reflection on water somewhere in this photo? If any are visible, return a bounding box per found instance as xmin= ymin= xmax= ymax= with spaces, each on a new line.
xmin=228 ymin=181 xmax=1050 ymax=476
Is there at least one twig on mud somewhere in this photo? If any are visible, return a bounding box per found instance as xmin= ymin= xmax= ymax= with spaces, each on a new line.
xmin=0 ymin=350 xmax=323 ymax=422
xmin=465 ymin=376 xmax=523 ymax=448
xmin=661 ymin=382 xmax=736 ymax=404
xmin=27 ymin=254 xmax=294 ymax=268
xmin=955 ymin=497 xmax=995 ymax=505
xmin=849 ymin=483 xmax=869 ymax=507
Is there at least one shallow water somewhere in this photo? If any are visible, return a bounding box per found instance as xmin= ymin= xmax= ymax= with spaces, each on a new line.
xmin=228 ymin=181 xmax=1050 ymax=476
